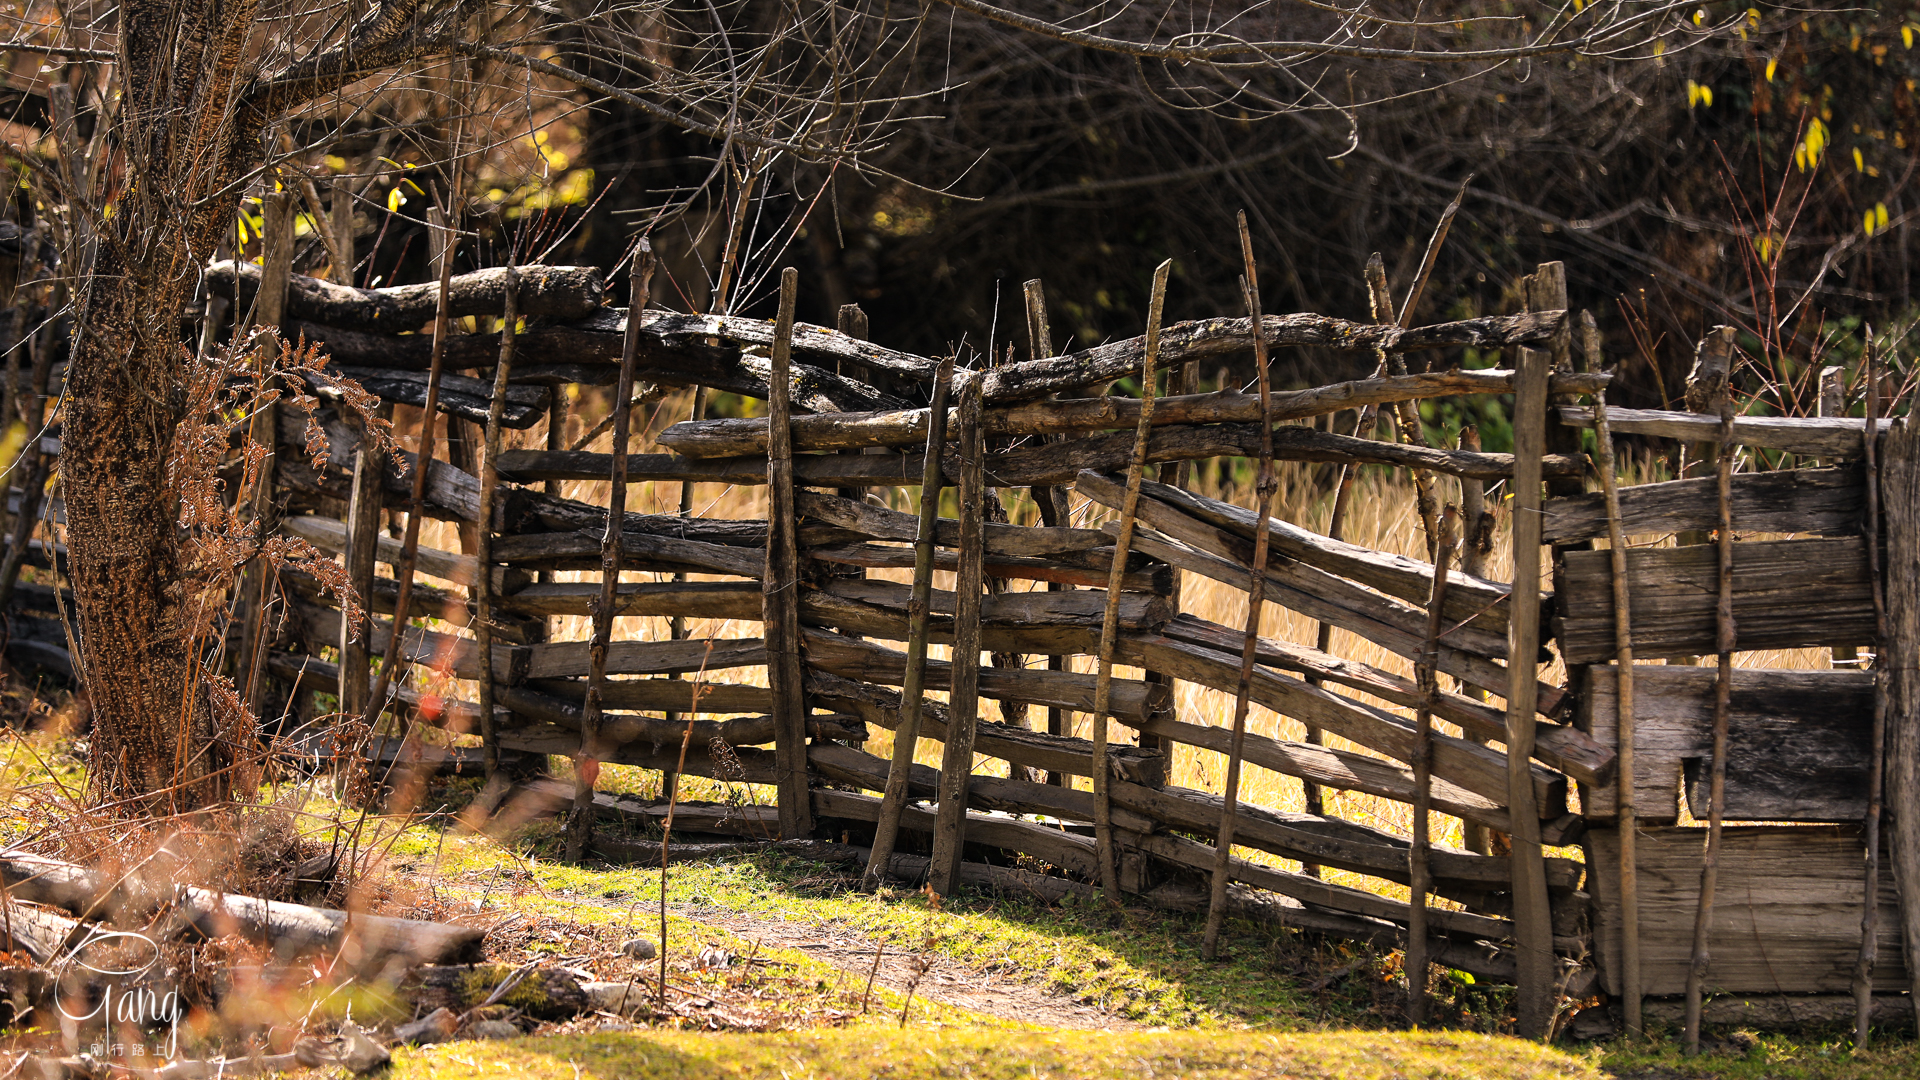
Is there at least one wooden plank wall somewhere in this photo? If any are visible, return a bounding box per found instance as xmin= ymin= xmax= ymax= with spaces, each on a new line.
xmin=1588 ymin=826 xmax=1906 ymax=997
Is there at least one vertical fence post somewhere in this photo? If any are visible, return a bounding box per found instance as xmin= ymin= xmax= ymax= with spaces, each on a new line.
xmin=1507 ymin=337 xmax=1556 ymax=1040
xmin=764 ymin=266 xmax=813 ymax=839
xmin=567 ymin=242 xmax=653 ymax=861
xmin=1023 ymin=279 xmax=1075 ymax=788
xmin=930 ymin=376 xmax=986 ymax=894
xmin=237 ymin=190 xmax=294 ymax=713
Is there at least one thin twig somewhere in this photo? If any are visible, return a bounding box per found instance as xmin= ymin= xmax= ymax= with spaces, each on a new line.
xmin=473 ymin=267 xmax=519 ymax=780
xmin=1406 ymin=506 xmax=1457 ymax=1025
xmin=1683 ymin=392 xmax=1738 ymax=1054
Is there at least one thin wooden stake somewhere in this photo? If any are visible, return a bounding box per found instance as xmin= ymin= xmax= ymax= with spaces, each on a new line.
xmin=1201 ymin=216 xmax=1271 ymax=959
xmin=1683 ymin=393 xmax=1738 ymax=1054
xmin=1855 ymin=339 xmax=1888 ymax=1048
xmin=1506 ymin=340 xmax=1556 ymax=1040
xmin=863 ymin=356 xmax=956 ymax=889
xmin=1593 ymin=394 xmax=1642 ymax=1038
xmin=362 ymin=205 xmax=458 ymax=732
xmin=1407 ymin=507 xmax=1457 ymax=1026
xmin=1455 ymin=425 xmax=1495 ymax=857
xmin=566 ymin=241 xmax=654 ymax=861
xmin=764 ymin=266 xmax=813 ymax=839
xmin=930 ymin=376 xmax=987 ymax=895
xmin=1366 ymin=254 xmax=1439 ymax=557
xmin=1026 ymin=279 xmax=1074 ymax=787
xmin=472 ymin=268 xmax=519 ymax=779
xmin=1091 ymin=258 xmax=1173 ymax=899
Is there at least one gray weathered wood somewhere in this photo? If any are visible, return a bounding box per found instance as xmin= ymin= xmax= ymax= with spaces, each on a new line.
xmin=979 ymin=310 xmax=1568 ymax=402
xmin=931 ymin=377 xmax=987 ymax=893
xmin=1556 ymin=406 xmax=1891 ymax=460
xmin=208 ymin=259 xmax=606 ymax=331
xmin=332 ymin=366 xmax=550 ymax=429
xmin=763 ymin=268 xmax=812 ymax=839
xmin=1587 ymin=825 xmax=1906 ymax=996
xmin=1115 ymin=474 xmax=1515 ymax=634
xmin=1506 ymin=328 xmax=1555 ymax=1040
xmin=1555 ymin=538 xmax=1875 ymax=663
xmin=658 ymin=369 xmax=1611 ymax=457
xmin=1880 ymin=416 xmax=1920 ymax=997
xmin=497 ymin=423 xmax=1587 ymax=490
xmin=1542 ymin=466 xmax=1864 ymax=545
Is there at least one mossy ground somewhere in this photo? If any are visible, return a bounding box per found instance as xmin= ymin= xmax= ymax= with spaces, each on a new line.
xmin=392 ymin=1028 xmax=1603 ymax=1080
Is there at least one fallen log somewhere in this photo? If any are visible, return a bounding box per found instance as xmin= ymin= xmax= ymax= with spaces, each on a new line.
xmin=660 ymin=368 xmax=1610 ymax=457
xmin=0 ymin=851 xmax=484 ymax=966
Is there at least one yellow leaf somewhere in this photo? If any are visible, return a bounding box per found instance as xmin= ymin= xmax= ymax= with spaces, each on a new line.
xmin=1701 ymin=85 xmax=1712 ymax=107
xmin=325 ymin=154 xmax=348 ymax=172
xmin=1748 ymin=7 xmax=1761 ymax=25
xmin=1855 ymin=148 xmax=1866 ymax=172
xmin=1693 ymin=8 xmax=1706 ymax=26
xmin=1877 ymin=203 xmax=1891 ymax=230
xmin=387 ymin=186 xmax=406 ymax=213
xmin=1866 ymin=209 xmax=1878 ymax=236
xmin=1766 ymin=57 xmax=1778 ymax=81
xmin=1907 ymin=25 xmax=1915 ymax=49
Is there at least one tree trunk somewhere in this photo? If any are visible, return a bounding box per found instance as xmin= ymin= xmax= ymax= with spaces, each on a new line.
xmin=61 ymin=2 xmax=260 ymax=811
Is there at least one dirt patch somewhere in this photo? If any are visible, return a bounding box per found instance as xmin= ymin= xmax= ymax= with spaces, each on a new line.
xmin=687 ymin=905 xmax=1144 ymax=1031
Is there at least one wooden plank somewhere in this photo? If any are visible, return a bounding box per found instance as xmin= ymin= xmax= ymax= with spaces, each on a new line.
xmin=490 ymin=528 xmax=765 ymax=577
xmin=1556 ymin=406 xmax=1889 ymax=460
xmin=494 ymin=581 xmax=760 ymax=619
xmin=526 ymin=637 xmax=767 ymax=679
xmin=1555 ymin=538 xmax=1875 ymax=663
xmin=805 ymin=541 xmax=1172 ymax=593
xmin=1583 ymin=665 xmax=1875 ymax=823
xmin=1541 ymin=466 xmax=1863 ymax=545
xmin=294 ymin=600 xmax=527 ymax=684
xmin=795 ymin=489 xmax=1107 ymax=556
xmin=525 ymin=677 xmax=769 ymax=715
xmin=495 ymin=422 xmax=1587 ymax=490
xmin=1588 ymin=825 xmax=1906 ymax=996
xmin=1882 ymin=417 xmax=1920 ymax=992
xmin=813 ymin=788 xmax=1100 ymax=879
xmin=1506 ymin=316 xmax=1554 ymax=1040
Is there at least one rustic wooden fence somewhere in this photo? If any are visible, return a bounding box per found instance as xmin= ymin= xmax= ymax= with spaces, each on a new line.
xmin=4 ymin=218 xmax=1916 ymax=1043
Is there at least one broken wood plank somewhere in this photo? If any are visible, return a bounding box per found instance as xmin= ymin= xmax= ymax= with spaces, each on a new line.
xmin=208 ymin=260 xmax=606 ymax=331
xmin=1555 ymin=538 xmax=1875 ymax=663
